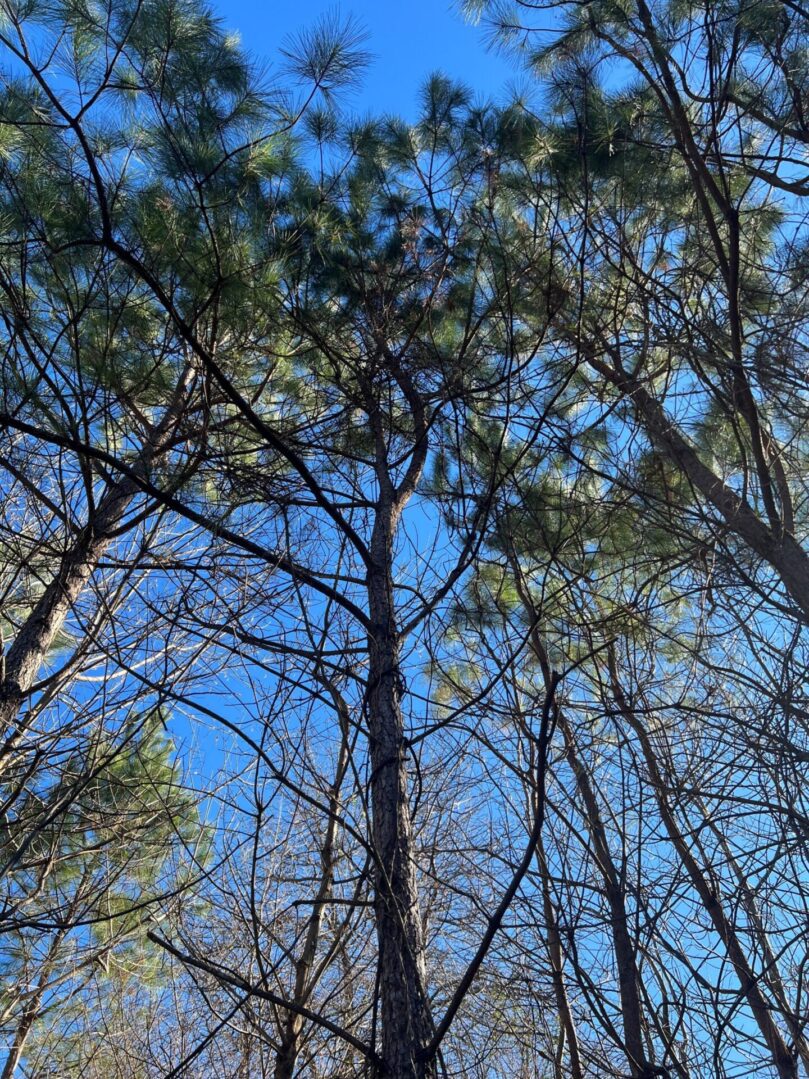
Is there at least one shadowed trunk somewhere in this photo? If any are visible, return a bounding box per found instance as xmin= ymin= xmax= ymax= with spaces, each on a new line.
xmin=367 ymin=504 xmax=434 ymax=1079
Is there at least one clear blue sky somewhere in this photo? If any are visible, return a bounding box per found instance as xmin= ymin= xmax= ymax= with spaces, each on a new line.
xmin=210 ymin=1 xmax=517 ymax=117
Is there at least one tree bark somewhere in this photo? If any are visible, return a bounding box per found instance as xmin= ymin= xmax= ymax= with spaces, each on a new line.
xmin=367 ymin=505 xmax=434 ymax=1079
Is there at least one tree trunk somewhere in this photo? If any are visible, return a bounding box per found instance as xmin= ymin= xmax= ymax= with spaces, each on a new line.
xmin=0 ymin=369 xmax=193 ymax=740
xmin=367 ymin=507 xmax=434 ymax=1079
xmin=274 ymin=705 xmax=351 ymax=1079
xmin=608 ymin=658 xmax=799 ymax=1079
xmin=534 ymin=832 xmax=584 ymax=1079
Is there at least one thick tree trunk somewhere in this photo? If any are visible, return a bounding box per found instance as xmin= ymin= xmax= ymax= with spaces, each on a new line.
xmin=367 ymin=509 xmax=434 ymax=1079
xmin=273 ymin=1033 xmax=299 ymax=1079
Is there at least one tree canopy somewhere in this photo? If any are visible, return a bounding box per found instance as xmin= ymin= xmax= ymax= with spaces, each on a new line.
xmin=0 ymin=1 xmax=808 ymax=1077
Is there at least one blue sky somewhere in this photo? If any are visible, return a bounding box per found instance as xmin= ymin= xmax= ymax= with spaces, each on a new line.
xmin=209 ymin=1 xmax=517 ymax=118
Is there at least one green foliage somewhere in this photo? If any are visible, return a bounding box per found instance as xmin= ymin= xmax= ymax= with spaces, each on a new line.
xmin=0 ymin=710 xmax=202 ymax=1065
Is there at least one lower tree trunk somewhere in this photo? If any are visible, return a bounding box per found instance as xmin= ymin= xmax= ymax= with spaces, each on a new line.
xmin=367 ymin=518 xmax=434 ymax=1079
xmin=273 ymin=1025 xmax=302 ymax=1079
xmin=274 ymin=707 xmax=351 ymax=1079
xmin=535 ymin=832 xmax=584 ymax=1079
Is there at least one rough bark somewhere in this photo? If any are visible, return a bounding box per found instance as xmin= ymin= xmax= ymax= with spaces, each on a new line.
xmin=367 ymin=505 xmax=434 ymax=1079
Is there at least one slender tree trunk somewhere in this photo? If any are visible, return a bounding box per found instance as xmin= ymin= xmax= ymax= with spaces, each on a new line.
xmin=558 ymin=714 xmax=655 ymax=1077
xmin=534 ymin=832 xmax=584 ymax=1079
xmin=608 ymin=658 xmax=800 ymax=1079
xmin=585 ymin=352 xmax=809 ymax=622
xmin=513 ymin=570 xmax=653 ymax=1077
xmin=0 ymin=369 xmax=193 ymax=739
xmin=367 ymin=504 xmax=434 ymax=1079
xmin=274 ymin=708 xmax=352 ymax=1079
